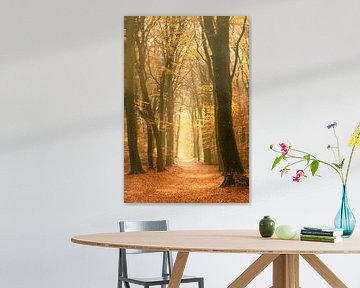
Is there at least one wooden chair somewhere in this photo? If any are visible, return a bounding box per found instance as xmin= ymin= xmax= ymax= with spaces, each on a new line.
xmin=118 ymin=220 xmax=204 ymax=288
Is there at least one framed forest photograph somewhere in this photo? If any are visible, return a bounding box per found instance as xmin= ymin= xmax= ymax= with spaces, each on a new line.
xmin=124 ymin=16 xmax=249 ymax=203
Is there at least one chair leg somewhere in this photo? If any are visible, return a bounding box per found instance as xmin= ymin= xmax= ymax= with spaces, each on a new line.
xmin=118 ymin=249 xmax=122 ymax=288
xmin=117 ymin=279 xmax=130 ymax=288
xmin=198 ymin=278 xmax=204 ymax=288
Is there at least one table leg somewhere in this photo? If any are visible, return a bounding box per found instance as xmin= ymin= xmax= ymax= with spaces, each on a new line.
xmin=301 ymin=254 xmax=347 ymax=288
xmin=168 ymin=252 xmax=189 ymax=288
xmin=228 ymin=253 xmax=348 ymax=288
xmin=272 ymin=254 xmax=299 ymax=288
xmin=228 ymin=254 xmax=279 ymax=288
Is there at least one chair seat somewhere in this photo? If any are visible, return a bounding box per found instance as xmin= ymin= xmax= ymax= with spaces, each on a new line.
xmin=119 ymin=275 xmax=202 ymax=286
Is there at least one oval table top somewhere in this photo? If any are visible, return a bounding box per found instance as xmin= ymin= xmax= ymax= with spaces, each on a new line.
xmin=71 ymin=230 xmax=360 ymax=254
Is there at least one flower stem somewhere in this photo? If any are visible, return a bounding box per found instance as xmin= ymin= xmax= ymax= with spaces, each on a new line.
xmin=330 ymin=148 xmax=338 ymax=164
xmin=283 ymin=147 xmax=344 ymax=183
xmin=285 ymin=154 xmax=344 ymax=182
xmin=332 ymin=128 xmax=345 ymax=181
xmin=333 ymin=128 xmax=342 ymax=163
xmin=291 ymin=148 xmax=317 ymax=159
xmin=270 ymin=147 xmax=343 ymax=181
xmin=284 ymin=159 xmax=306 ymax=169
xmin=345 ymin=145 xmax=356 ymax=185
xmin=345 ymin=129 xmax=360 ymax=185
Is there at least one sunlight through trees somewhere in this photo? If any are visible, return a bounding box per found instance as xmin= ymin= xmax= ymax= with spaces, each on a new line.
xmin=124 ymin=16 xmax=250 ymax=202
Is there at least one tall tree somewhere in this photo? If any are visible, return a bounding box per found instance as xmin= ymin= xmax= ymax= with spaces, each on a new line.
xmin=124 ymin=16 xmax=144 ymax=174
xmin=189 ymin=69 xmax=202 ymax=161
xmin=198 ymin=18 xmax=223 ymax=170
xmin=203 ymin=16 xmax=248 ymax=187
xmin=197 ymin=63 xmax=215 ymax=165
xmin=231 ymin=16 xmax=249 ymax=172
xmin=134 ymin=16 xmax=165 ymax=172
xmin=160 ymin=17 xmax=188 ymax=166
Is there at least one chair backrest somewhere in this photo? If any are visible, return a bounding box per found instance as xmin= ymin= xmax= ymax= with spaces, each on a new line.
xmin=118 ymin=220 xmax=173 ymax=283
xmin=119 ymin=220 xmax=169 ymax=254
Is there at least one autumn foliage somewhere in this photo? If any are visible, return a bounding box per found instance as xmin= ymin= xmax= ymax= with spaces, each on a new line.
xmin=124 ymin=16 xmax=249 ymax=203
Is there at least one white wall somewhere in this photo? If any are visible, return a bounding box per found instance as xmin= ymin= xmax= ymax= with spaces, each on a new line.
xmin=1 ymin=0 xmax=360 ymax=287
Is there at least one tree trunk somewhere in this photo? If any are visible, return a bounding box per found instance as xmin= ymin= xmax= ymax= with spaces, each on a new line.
xmin=196 ymin=64 xmax=214 ymax=165
xmin=137 ymin=61 xmax=165 ymax=172
xmin=124 ymin=16 xmax=144 ymax=174
xmin=147 ymin=124 xmax=154 ymax=169
xmin=165 ymin=72 xmax=175 ymax=166
xmin=202 ymin=105 xmax=212 ymax=165
xmin=199 ymin=20 xmax=221 ymax=168
xmin=214 ymin=94 xmax=224 ymax=172
xmin=203 ymin=16 xmax=248 ymax=187
xmin=190 ymin=107 xmax=201 ymax=161
xmin=175 ymin=112 xmax=181 ymax=158
xmin=133 ymin=16 xmax=165 ymax=172
xmin=161 ymin=17 xmax=187 ymax=166
xmin=159 ymin=69 xmax=166 ymax=160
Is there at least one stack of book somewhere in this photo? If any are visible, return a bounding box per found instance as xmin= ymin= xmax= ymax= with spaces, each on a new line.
xmin=300 ymin=226 xmax=344 ymax=243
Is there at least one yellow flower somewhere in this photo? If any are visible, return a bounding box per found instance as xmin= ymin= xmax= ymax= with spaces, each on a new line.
xmin=349 ymin=122 xmax=360 ymax=148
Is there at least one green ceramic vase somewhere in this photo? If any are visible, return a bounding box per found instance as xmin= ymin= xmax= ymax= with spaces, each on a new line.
xmin=259 ymin=216 xmax=275 ymax=238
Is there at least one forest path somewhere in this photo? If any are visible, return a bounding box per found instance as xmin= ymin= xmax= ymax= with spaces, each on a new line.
xmin=124 ymin=159 xmax=249 ymax=203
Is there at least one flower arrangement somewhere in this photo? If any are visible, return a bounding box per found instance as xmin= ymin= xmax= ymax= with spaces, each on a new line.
xmin=270 ymin=122 xmax=360 ymax=185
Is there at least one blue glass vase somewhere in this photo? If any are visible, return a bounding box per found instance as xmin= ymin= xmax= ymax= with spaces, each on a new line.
xmin=334 ymin=185 xmax=356 ymax=237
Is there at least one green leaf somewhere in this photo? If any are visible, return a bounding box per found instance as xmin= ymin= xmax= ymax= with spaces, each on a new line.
xmin=310 ymin=160 xmax=319 ymax=176
xmin=304 ymin=154 xmax=311 ymax=164
xmin=332 ymin=163 xmax=341 ymax=169
xmin=332 ymin=159 xmax=345 ymax=169
xmin=339 ymin=158 xmax=345 ymax=169
xmin=270 ymin=144 xmax=274 ymax=149
xmin=271 ymin=156 xmax=282 ymax=170
xmin=280 ymin=167 xmax=290 ymax=177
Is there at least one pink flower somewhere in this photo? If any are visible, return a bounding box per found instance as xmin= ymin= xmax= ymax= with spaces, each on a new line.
xmin=279 ymin=143 xmax=289 ymax=155
xmin=293 ymin=170 xmax=306 ymax=182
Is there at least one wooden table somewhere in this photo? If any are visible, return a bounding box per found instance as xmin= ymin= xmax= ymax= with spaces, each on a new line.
xmin=71 ymin=230 xmax=360 ymax=288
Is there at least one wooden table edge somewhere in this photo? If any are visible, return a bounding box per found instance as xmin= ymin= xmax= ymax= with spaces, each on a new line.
xmin=71 ymin=237 xmax=360 ymax=254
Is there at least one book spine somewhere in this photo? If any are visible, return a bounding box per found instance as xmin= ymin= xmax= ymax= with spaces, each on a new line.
xmin=300 ymin=237 xmax=337 ymax=243
xmin=301 ymin=230 xmax=336 ymax=236
xmin=300 ymin=234 xmax=337 ymax=240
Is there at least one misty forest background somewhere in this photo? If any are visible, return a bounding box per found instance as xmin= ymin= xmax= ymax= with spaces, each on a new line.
xmin=124 ymin=16 xmax=249 ymax=203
